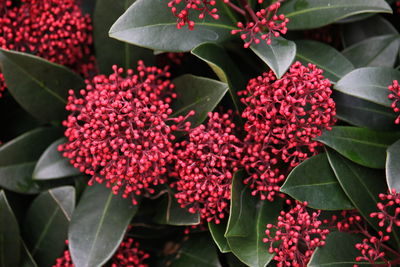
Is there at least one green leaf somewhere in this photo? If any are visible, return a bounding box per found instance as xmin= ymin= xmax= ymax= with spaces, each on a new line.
xmin=250 ymin=37 xmax=296 ymax=79
xmin=33 ymin=138 xmax=80 ymax=180
xmin=326 ymin=149 xmax=400 ymax=247
xmin=316 ymin=126 xmax=400 ymax=168
xmin=209 ymin=219 xmax=231 ymax=253
xmin=281 ymin=153 xmax=354 ymax=210
xmin=23 ymin=186 xmax=75 ymax=267
xmin=342 ymin=35 xmax=400 ymax=68
xmin=280 ymin=0 xmax=392 ymax=30
xmin=191 ymin=43 xmax=244 ymax=113
xmin=295 ymin=40 xmax=354 ymax=82
xmin=0 ymin=191 xmax=20 ymax=267
xmin=0 ymin=49 xmax=85 ymax=123
xmin=109 ymin=0 xmax=235 ymax=52
xmin=68 ymin=183 xmax=138 ymax=267
xmin=386 ymin=139 xmax=400 ymax=192
xmin=170 ymin=233 xmax=221 ymax=267
xmin=154 ymin=190 xmax=200 ymax=226
xmin=334 ymin=67 xmax=400 ymax=107
xmin=225 ymin=171 xmax=282 ymax=267
xmin=20 ymin=239 xmax=38 ymax=267
xmin=0 ymin=128 xmax=62 ymax=194
xmin=308 ymin=232 xmax=366 ymax=267
xmin=171 ymin=75 xmax=228 ymax=127
xmin=334 ymin=91 xmax=399 ymax=131
xmin=342 ymin=15 xmax=398 ymax=47
xmin=93 ymin=0 xmax=155 ymax=73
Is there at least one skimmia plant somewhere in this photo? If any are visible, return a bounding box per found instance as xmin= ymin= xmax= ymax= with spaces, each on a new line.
xmin=0 ymin=0 xmax=400 ymax=266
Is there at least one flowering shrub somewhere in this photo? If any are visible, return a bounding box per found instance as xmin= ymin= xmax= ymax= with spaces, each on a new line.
xmin=0 ymin=0 xmax=400 ymax=266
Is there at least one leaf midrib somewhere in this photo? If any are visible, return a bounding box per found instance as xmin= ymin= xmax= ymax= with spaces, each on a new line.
xmin=285 ymin=4 xmax=389 ymax=18
xmin=318 ymin=135 xmax=390 ymax=148
xmin=31 ymin=206 xmax=60 ymax=256
xmin=296 ymin=54 xmax=341 ymax=80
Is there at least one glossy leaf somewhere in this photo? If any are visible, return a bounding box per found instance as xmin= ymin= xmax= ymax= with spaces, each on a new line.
xmin=154 ymin=190 xmax=200 ymax=226
xmin=225 ymin=171 xmax=282 ymax=267
xmin=209 ymin=219 xmax=230 ymax=253
xmin=280 ymin=0 xmax=392 ymax=30
xmin=386 ymin=139 xmax=400 ymax=192
xmin=0 ymin=49 xmax=85 ymax=123
xmin=295 ymin=40 xmax=354 ymax=82
xmin=170 ymin=233 xmax=221 ymax=267
xmin=250 ymin=37 xmax=296 ymax=79
xmin=20 ymin=239 xmax=38 ymax=267
xmin=326 ymin=149 xmax=400 ymax=247
xmin=171 ymin=75 xmax=228 ymax=127
xmin=0 ymin=191 xmax=20 ymax=267
xmin=316 ymin=126 xmax=400 ymax=168
xmin=23 ymin=186 xmax=75 ymax=267
xmin=308 ymin=232 xmax=367 ymax=267
xmin=342 ymin=35 xmax=400 ymax=68
xmin=93 ymin=0 xmax=154 ymax=73
xmin=109 ymin=0 xmax=235 ymax=52
xmin=0 ymin=128 xmax=62 ymax=194
xmin=335 ymin=67 xmax=400 ymax=107
xmin=281 ymin=153 xmax=354 ymax=210
xmin=69 ymin=183 xmax=138 ymax=267
xmin=33 ymin=138 xmax=80 ymax=180
xmin=191 ymin=43 xmax=244 ymax=112
xmin=334 ymin=91 xmax=399 ymax=131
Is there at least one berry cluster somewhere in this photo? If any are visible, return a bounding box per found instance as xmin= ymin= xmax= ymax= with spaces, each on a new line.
xmin=263 ymin=201 xmax=329 ymax=267
xmin=0 ymin=0 xmax=95 ymax=95
xmin=239 ymin=61 xmax=336 ymax=201
xmin=59 ymin=62 xmax=191 ymax=204
xmin=388 ymin=80 xmax=400 ymax=124
xmin=173 ymin=111 xmax=243 ymax=223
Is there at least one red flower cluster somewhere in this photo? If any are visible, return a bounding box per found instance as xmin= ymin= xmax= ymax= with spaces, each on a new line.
xmin=53 ymin=238 xmax=149 ymax=267
xmin=263 ymin=201 xmax=329 ymax=267
xmin=231 ymin=1 xmax=289 ymax=48
xmin=370 ymin=189 xmax=400 ymax=233
xmin=354 ymin=231 xmax=390 ymax=266
xmin=388 ymin=80 xmax=400 ymax=124
xmin=167 ymin=0 xmax=219 ymax=30
xmin=59 ymin=62 xmax=191 ymax=204
xmin=0 ymin=0 xmax=95 ymax=95
xmin=173 ymin=112 xmax=243 ymax=223
xmin=239 ymin=62 xmax=336 ymax=201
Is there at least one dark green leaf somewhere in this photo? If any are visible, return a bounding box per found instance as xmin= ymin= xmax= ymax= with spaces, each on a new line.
xmin=209 ymin=219 xmax=230 ymax=253
xmin=109 ymin=0 xmax=235 ymax=52
xmin=171 ymin=75 xmax=228 ymax=127
xmin=93 ymin=0 xmax=155 ymax=73
xmin=154 ymin=190 xmax=200 ymax=226
xmin=0 ymin=49 xmax=85 ymax=123
xmin=316 ymin=126 xmax=400 ymax=168
xmin=326 ymin=149 xmax=400 ymax=247
xmin=334 ymin=91 xmax=399 ymax=131
xmin=225 ymin=171 xmax=282 ymax=267
xmin=280 ymin=0 xmax=392 ymax=30
xmin=295 ymin=40 xmax=354 ymax=82
xmin=0 ymin=128 xmax=62 ymax=194
xmin=170 ymin=233 xmax=221 ymax=267
xmin=308 ymin=232 xmax=366 ymax=267
xmin=341 ymin=15 xmax=398 ymax=47
xmin=281 ymin=153 xmax=354 ymax=210
xmin=334 ymin=67 xmax=400 ymax=107
xmin=0 ymin=191 xmax=20 ymax=267
xmin=69 ymin=183 xmax=138 ymax=267
xmin=191 ymin=43 xmax=244 ymax=113
xmin=23 ymin=186 xmax=75 ymax=267
xmin=386 ymin=139 xmax=400 ymax=192
xmin=250 ymin=37 xmax=296 ymax=79
xmin=342 ymin=35 xmax=400 ymax=68
xmin=20 ymin=239 xmax=38 ymax=267
xmin=33 ymin=138 xmax=80 ymax=180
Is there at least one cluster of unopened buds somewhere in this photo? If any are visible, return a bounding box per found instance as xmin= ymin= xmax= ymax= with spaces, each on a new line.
xmin=388 ymin=80 xmax=400 ymax=124
xmin=59 ymin=62 xmax=192 ymax=205
xmin=166 ymin=0 xmax=289 ymax=47
xmin=53 ymin=237 xmax=149 ymax=267
xmin=173 ymin=111 xmax=243 ymax=223
xmin=239 ymin=61 xmax=336 ymax=200
xmin=263 ymin=201 xmax=329 ymax=267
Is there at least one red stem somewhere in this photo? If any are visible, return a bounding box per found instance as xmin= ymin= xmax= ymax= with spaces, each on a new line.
xmin=225 ymin=1 xmax=246 ymax=16
xmin=237 ymin=0 xmax=259 ymax=22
